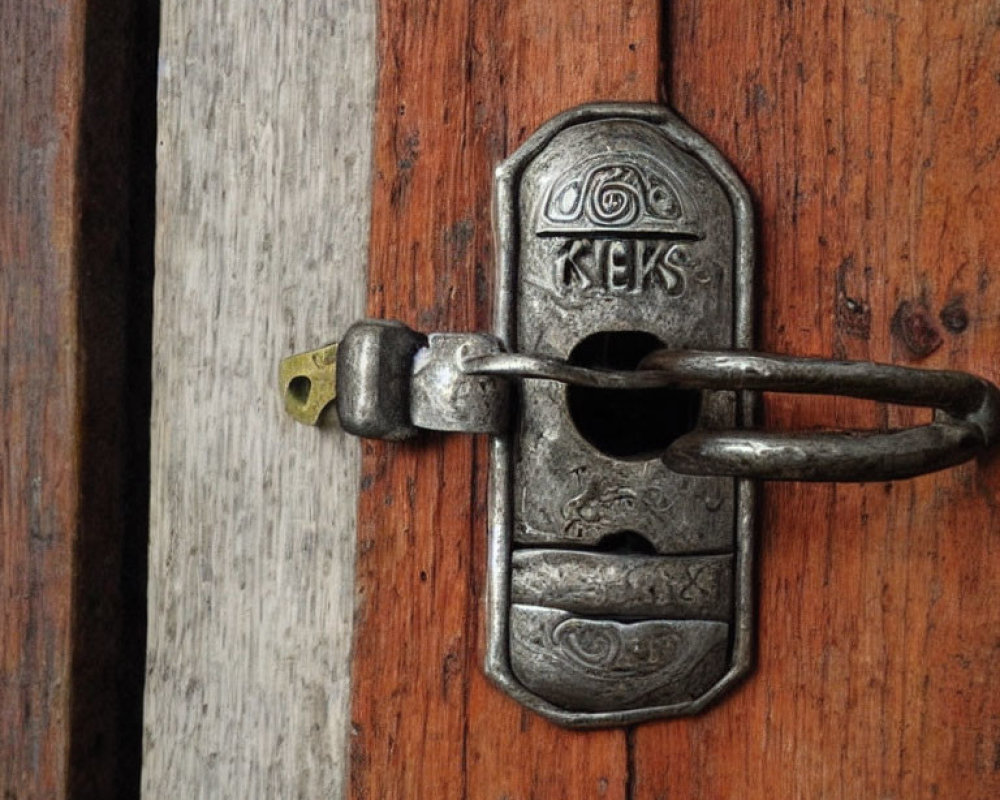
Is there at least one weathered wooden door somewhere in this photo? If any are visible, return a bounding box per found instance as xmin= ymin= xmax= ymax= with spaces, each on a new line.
xmin=142 ymin=2 xmax=1000 ymax=798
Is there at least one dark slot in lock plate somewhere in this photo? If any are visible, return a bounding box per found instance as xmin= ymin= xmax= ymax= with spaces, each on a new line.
xmin=279 ymin=103 xmax=999 ymax=727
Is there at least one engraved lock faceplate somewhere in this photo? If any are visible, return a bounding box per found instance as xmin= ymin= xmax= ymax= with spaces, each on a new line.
xmin=486 ymin=103 xmax=756 ymax=727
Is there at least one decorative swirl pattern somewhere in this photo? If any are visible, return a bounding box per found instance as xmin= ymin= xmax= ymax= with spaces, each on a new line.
xmin=647 ymin=175 xmax=681 ymax=218
xmin=538 ymin=155 xmax=696 ymax=236
xmin=552 ymin=619 xmax=621 ymax=669
xmin=584 ymin=166 xmax=643 ymax=226
xmin=509 ymin=606 xmax=731 ymax=712
xmin=548 ymin=179 xmax=583 ymax=221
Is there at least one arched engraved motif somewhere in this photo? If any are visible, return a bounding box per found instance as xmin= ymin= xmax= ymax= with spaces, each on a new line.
xmin=537 ymin=154 xmax=698 ymax=237
xmin=508 ymin=606 xmax=731 ymax=712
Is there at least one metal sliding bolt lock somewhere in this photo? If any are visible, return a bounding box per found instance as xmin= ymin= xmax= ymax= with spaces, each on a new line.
xmin=280 ymin=104 xmax=1000 ymax=728
xmin=280 ymin=321 xmax=511 ymax=438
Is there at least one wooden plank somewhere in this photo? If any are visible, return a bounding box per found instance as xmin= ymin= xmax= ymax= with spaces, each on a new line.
xmin=141 ymin=1 xmax=374 ymax=796
xmin=632 ymin=2 xmax=1000 ymax=798
xmin=349 ymin=2 xmax=661 ymax=797
xmin=0 ymin=7 xmax=82 ymax=793
xmin=1 ymin=0 xmax=152 ymax=796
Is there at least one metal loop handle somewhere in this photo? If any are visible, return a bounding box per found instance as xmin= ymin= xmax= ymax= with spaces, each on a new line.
xmin=462 ymin=349 xmax=1000 ymax=482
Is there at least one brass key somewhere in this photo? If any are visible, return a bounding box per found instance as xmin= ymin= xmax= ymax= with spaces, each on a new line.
xmin=278 ymin=343 xmax=339 ymax=426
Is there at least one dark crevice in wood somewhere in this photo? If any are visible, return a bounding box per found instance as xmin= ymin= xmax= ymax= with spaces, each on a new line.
xmin=70 ymin=0 xmax=159 ymax=796
xmin=658 ymin=0 xmax=671 ymax=106
xmin=625 ymin=725 xmax=636 ymax=800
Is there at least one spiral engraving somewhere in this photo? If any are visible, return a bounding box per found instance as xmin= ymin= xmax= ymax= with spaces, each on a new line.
xmin=585 ymin=166 xmax=643 ymax=226
xmin=552 ymin=619 xmax=621 ymax=669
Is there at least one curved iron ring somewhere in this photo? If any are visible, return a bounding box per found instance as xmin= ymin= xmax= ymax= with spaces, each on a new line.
xmin=462 ymin=349 xmax=1000 ymax=482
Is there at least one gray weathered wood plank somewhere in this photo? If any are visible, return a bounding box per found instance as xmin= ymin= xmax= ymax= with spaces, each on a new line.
xmin=142 ymin=1 xmax=374 ymax=796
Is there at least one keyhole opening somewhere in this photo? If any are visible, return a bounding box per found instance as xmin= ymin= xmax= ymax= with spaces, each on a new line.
xmin=594 ymin=530 xmax=657 ymax=556
xmin=566 ymin=331 xmax=700 ymax=459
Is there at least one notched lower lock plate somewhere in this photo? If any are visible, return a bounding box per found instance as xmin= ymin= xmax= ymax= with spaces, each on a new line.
xmin=486 ymin=103 xmax=756 ymax=727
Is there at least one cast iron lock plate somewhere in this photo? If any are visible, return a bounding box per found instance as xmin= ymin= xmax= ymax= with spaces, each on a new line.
xmin=484 ymin=104 xmax=754 ymax=726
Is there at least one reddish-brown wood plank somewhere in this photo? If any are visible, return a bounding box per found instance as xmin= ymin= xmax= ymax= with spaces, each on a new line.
xmin=350 ymin=2 xmax=661 ymax=797
xmin=1 ymin=1 xmax=153 ymax=796
xmin=632 ymin=3 xmax=1000 ymax=798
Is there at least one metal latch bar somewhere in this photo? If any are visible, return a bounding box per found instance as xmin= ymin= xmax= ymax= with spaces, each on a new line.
xmin=281 ymin=330 xmax=1000 ymax=482
xmin=462 ymin=347 xmax=1000 ymax=481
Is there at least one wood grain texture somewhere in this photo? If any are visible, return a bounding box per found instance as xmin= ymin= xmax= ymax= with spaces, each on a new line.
xmin=2 ymin=0 xmax=152 ymax=796
xmin=631 ymin=2 xmax=1000 ymax=798
xmin=142 ymin=1 xmax=374 ymax=796
xmin=349 ymin=2 xmax=661 ymax=798
xmin=1 ymin=6 xmax=83 ymax=794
